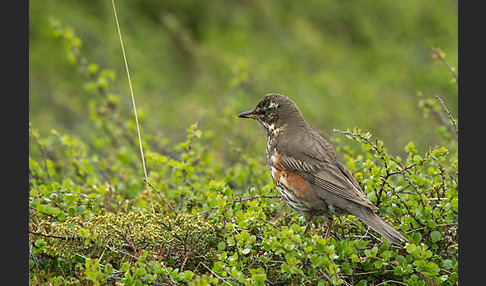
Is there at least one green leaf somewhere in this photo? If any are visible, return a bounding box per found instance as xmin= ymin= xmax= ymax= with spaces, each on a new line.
xmin=260 ymin=255 xmax=270 ymax=264
xmin=39 ymin=184 xmax=51 ymax=197
xmin=104 ymin=263 xmax=113 ymax=275
xmin=363 ymin=143 xmax=372 ymax=151
xmin=57 ymin=211 xmax=66 ymax=221
xmin=371 ymin=167 xmax=381 ymax=176
xmin=404 ymin=142 xmax=416 ymax=153
xmin=34 ymin=238 xmax=46 ymax=248
xmin=68 ymin=206 xmax=76 ymax=217
xmin=226 ymin=222 xmax=234 ymax=232
xmin=451 ymin=198 xmax=458 ymax=209
xmin=181 ymin=270 xmax=193 ymax=282
xmin=413 ymin=154 xmax=423 ymax=164
xmin=394 ymin=265 xmax=404 ymax=275
xmin=365 ymin=246 xmax=378 ymax=258
xmin=374 ymin=259 xmax=384 ymax=269
xmin=430 ymin=230 xmax=441 ymax=242
xmin=380 ymin=250 xmax=394 ymax=260
xmin=442 ymin=259 xmax=453 ymax=270
xmin=135 ymin=267 xmax=147 ymax=277
xmin=241 ymin=248 xmax=251 ymax=255
xmin=217 ymin=241 xmax=226 ymax=251
xmin=395 ymin=255 xmax=405 ymax=265
xmin=341 ymin=262 xmax=353 ymax=275
xmin=310 ymin=254 xmax=322 ymax=267
xmin=121 ymin=262 xmax=130 ymax=272
xmin=406 ymin=243 xmax=416 ymax=253
xmin=226 ymin=237 xmax=235 ymax=247
xmin=412 ymin=232 xmax=422 ymax=244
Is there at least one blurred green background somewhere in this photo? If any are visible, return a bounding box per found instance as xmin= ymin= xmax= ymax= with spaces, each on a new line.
xmin=29 ymin=0 xmax=458 ymax=161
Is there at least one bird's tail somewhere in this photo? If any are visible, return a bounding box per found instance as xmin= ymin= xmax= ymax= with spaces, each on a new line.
xmin=356 ymin=209 xmax=408 ymax=244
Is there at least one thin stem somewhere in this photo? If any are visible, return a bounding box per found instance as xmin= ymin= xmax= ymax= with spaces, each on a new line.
xmin=436 ymin=95 xmax=458 ymax=140
xmin=432 ymin=47 xmax=458 ymax=84
xmin=111 ymin=0 xmax=154 ymax=213
xmin=144 ymin=178 xmax=179 ymax=215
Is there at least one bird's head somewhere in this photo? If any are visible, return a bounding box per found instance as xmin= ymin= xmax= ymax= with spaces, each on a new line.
xmin=238 ymin=93 xmax=305 ymax=133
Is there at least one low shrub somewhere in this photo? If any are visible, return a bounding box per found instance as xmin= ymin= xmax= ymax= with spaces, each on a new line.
xmin=29 ymin=21 xmax=458 ymax=285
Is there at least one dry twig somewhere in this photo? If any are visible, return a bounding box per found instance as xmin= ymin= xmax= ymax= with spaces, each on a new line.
xmin=436 ymin=95 xmax=458 ymax=140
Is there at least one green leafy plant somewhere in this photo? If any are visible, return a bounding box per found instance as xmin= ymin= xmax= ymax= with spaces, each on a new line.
xmin=30 ymin=19 xmax=457 ymax=285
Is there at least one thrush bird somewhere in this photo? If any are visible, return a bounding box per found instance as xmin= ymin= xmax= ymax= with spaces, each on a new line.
xmin=238 ymin=93 xmax=408 ymax=244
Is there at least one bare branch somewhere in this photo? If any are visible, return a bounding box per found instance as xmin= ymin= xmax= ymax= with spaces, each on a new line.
xmin=143 ymin=178 xmax=179 ymax=215
xmin=436 ymin=95 xmax=458 ymax=140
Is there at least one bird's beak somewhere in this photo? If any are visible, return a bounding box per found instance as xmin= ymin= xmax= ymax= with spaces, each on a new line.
xmin=238 ymin=110 xmax=258 ymax=119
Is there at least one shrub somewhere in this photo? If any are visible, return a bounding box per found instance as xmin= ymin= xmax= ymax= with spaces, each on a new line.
xmin=30 ymin=21 xmax=457 ymax=285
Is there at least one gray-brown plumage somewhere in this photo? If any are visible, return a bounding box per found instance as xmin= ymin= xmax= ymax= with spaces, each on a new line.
xmin=238 ymin=93 xmax=408 ymax=244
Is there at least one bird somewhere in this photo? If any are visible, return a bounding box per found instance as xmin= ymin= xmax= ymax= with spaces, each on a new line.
xmin=238 ymin=93 xmax=408 ymax=244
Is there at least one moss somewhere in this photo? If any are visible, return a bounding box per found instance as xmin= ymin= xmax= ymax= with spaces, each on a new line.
xmin=31 ymin=212 xmax=220 ymax=271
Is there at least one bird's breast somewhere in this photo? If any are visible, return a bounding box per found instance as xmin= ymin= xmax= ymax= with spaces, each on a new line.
xmin=268 ymin=150 xmax=315 ymax=212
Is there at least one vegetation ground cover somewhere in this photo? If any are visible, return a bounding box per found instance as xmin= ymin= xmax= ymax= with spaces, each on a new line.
xmin=29 ymin=2 xmax=458 ymax=285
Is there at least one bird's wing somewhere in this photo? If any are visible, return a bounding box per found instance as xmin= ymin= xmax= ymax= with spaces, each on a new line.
xmin=277 ymin=133 xmax=378 ymax=212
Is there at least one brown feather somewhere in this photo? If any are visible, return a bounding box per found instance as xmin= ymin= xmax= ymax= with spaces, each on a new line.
xmin=277 ymin=127 xmax=378 ymax=212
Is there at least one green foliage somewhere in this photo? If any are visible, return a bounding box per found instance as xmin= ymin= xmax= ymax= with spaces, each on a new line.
xmin=30 ymin=0 xmax=457 ymax=155
xmin=30 ymin=11 xmax=457 ymax=286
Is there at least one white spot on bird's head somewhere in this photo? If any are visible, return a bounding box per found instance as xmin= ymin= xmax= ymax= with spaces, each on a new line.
xmin=268 ymin=101 xmax=280 ymax=110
